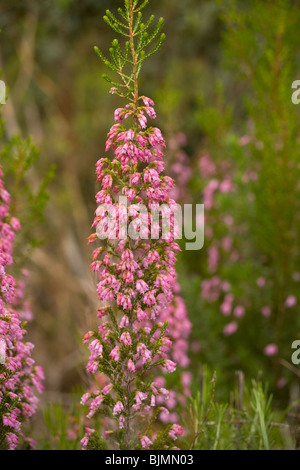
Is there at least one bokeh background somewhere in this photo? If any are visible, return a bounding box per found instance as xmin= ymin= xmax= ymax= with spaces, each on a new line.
xmin=1 ymin=0 xmax=300 ymax=444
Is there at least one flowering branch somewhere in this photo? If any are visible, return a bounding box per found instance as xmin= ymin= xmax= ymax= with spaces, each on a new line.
xmin=0 ymin=167 xmax=44 ymax=450
xmin=81 ymin=0 xmax=183 ymax=451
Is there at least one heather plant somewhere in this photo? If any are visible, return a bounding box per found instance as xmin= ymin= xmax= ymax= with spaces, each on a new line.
xmin=0 ymin=102 xmax=54 ymax=448
xmin=0 ymin=166 xmax=44 ymax=450
xmin=81 ymin=0 xmax=186 ymax=451
xmin=220 ymin=0 xmax=300 ymax=384
xmin=184 ymin=0 xmax=300 ymax=396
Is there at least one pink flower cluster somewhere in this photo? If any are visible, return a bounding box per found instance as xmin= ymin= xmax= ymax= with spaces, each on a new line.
xmin=0 ymin=167 xmax=44 ymax=450
xmin=148 ymin=132 xmax=192 ymax=417
xmin=82 ymin=97 xmax=184 ymax=449
xmin=159 ymin=280 xmax=191 ymax=369
xmin=198 ymin=144 xmax=299 ymax=366
xmin=198 ymin=153 xmax=243 ymax=337
xmin=168 ymin=133 xmax=191 ymax=201
xmin=152 ymin=279 xmax=192 ymax=423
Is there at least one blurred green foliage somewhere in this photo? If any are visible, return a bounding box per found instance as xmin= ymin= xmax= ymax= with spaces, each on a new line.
xmin=38 ymin=367 xmax=300 ymax=450
xmin=0 ymin=124 xmax=55 ymax=264
xmin=179 ymin=0 xmax=300 ymax=406
xmin=186 ymin=366 xmax=299 ymax=450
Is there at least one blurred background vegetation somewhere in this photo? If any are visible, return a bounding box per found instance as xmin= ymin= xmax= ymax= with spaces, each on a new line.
xmin=1 ymin=0 xmax=300 ymax=448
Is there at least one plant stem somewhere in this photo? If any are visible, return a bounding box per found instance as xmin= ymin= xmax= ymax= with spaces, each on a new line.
xmin=129 ymin=0 xmax=139 ymax=125
xmin=124 ymin=5 xmax=139 ymax=447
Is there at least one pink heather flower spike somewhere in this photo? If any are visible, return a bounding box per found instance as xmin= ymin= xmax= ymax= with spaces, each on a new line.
xmin=81 ymin=1 xmax=186 ymax=451
xmin=0 ymin=166 xmax=44 ymax=450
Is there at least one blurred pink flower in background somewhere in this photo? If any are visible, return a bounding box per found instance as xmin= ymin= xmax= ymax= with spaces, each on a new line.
xmin=263 ymin=344 xmax=278 ymax=356
xmin=261 ymin=306 xmax=271 ymax=317
xmin=199 ymin=154 xmax=216 ymax=178
xmin=277 ymin=378 xmax=287 ymax=389
xmin=208 ymin=246 xmax=219 ymax=273
xmin=223 ymin=322 xmax=238 ymax=336
xmin=239 ymin=135 xmax=252 ymax=146
xmin=285 ymin=295 xmax=297 ymax=308
xmin=233 ymin=305 xmax=245 ymax=318
xmin=221 ymin=294 xmax=233 ymax=316
xmin=257 ymin=277 xmax=266 ymax=287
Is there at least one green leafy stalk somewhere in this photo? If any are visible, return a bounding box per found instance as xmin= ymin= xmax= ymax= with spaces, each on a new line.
xmin=94 ymin=0 xmax=165 ymax=105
